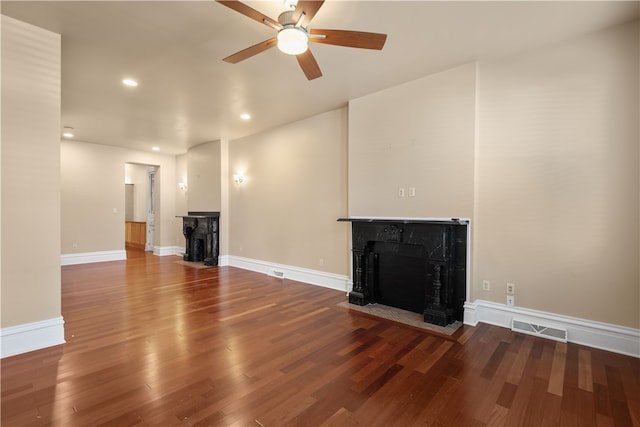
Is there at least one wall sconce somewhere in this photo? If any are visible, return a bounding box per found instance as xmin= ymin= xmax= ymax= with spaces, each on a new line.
xmin=233 ymin=174 xmax=245 ymax=184
xmin=62 ymin=126 xmax=74 ymax=138
xmin=178 ymin=182 xmax=187 ymax=191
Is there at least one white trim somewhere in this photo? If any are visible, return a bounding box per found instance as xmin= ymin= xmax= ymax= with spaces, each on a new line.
xmin=465 ymin=221 xmax=472 ymax=315
xmin=153 ymin=245 xmax=181 ymax=256
xmin=1 ymin=317 xmax=65 ymax=358
xmin=228 ymin=255 xmax=349 ymax=292
xmin=464 ymin=300 xmax=640 ymax=358
xmin=61 ymin=250 xmax=126 ymax=265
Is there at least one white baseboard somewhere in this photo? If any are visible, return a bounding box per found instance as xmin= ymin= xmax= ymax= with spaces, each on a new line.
xmin=60 ymin=247 xmax=212 ymax=263
xmin=464 ymin=300 xmax=640 ymax=358
xmin=1 ymin=317 xmax=65 ymax=358
xmin=228 ymin=255 xmax=349 ymax=292
xmin=153 ymin=245 xmax=182 ymax=256
xmin=61 ymin=250 xmax=126 ymax=266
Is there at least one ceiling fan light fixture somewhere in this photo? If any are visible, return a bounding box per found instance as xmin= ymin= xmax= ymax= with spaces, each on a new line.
xmin=277 ymin=27 xmax=308 ymax=55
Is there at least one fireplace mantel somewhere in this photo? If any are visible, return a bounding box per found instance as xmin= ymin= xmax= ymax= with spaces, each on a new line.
xmin=338 ymin=216 xmax=468 ymax=224
xmin=338 ymin=217 xmax=468 ymax=326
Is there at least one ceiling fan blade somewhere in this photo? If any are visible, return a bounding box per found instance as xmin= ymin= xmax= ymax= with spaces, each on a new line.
xmin=296 ymin=49 xmax=322 ymax=80
xmin=292 ymin=1 xmax=324 ymax=26
xmin=309 ymin=29 xmax=387 ymax=50
xmin=223 ymin=38 xmax=277 ymax=64
xmin=216 ymin=0 xmax=280 ymax=29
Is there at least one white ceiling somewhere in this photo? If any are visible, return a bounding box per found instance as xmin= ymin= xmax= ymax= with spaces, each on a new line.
xmin=2 ymin=1 xmax=638 ymax=155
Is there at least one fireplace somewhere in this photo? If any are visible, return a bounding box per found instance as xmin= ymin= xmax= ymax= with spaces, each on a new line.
xmin=179 ymin=211 xmax=220 ymax=266
xmin=339 ymin=218 xmax=467 ymax=326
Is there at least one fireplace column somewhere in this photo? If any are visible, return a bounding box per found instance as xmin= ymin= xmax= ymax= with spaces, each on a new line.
xmin=423 ymin=263 xmax=455 ymax=326
xmin=348 ymin=249 xmax=368 ymax=305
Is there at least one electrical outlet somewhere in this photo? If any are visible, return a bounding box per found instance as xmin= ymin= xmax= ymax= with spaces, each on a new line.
xmin=506 ymin=295 xmax=515 ymax=307
xmin=398 ymin=187 xmax=405 ymax=197
xmin=506 ymin=283 xmax=515 ymax=294
xmin=482 ymin=280 xmax=490 ymax=291
xmin=409 ymin=187 xmax=416 ymax=197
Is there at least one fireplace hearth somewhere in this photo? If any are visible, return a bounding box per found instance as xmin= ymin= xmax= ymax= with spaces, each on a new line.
xmin=338 ymin=218 xmax=467 ymax=326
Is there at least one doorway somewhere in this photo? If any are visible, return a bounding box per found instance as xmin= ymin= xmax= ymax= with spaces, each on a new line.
xmin=124 ymin=163 xmax=159 ymax=252
xmin=145 ymin=166 xmax=156 ymax=252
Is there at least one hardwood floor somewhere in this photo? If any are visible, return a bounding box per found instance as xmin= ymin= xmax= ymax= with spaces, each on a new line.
xmin=2 ymin=250 xmax=639 ymax=426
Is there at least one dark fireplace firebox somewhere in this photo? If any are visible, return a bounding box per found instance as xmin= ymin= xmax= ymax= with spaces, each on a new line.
xmin=178 ymin=211 xmax=220 ymax=266
xmin=338 ymin=217 xmax=467 ymax=326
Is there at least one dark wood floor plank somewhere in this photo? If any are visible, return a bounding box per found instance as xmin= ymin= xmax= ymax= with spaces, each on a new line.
xmin=606 ymin=364 xmax=635 ymax=427
xmin=2 ymin=249 xmax=639 ymax=427
xmin=496 ymin=382 xmax=518 ymax=409
xmin=481 ymin=341 xmax=509 ymax=379
xmin=421 ymin=375 xmax=462 ymax=416
xmin=540 ymin=391 xmax=563 ymax=427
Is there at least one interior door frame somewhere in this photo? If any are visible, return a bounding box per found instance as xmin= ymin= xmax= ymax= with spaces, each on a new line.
xmin=145 ymin=166 xmax=157 ymax=252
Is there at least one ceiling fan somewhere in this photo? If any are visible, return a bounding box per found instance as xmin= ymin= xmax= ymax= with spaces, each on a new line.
xmin=216 ymin=0 xmax=387 ymax=80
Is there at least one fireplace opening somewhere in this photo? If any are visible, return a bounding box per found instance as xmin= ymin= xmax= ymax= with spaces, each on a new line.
xmin=371 ymin=242 xmax=427 ymax=314
xmin=191 ymin=237 xmax=204 ymax=262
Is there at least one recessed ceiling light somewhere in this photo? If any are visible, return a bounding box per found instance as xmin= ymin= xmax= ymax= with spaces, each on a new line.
xmin=122 ymin=79 xmax=138 ymax=87
xmin=152 ymin=146 xmax=160 ymax=151
xmin=240 ymin=113 xmax=251 ymax=120
xmin=62 ymin=126 xmax=74 ymax=138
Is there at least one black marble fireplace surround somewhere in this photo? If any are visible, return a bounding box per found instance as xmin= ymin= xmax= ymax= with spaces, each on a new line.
xmin=179 ymin=211 xmax=220 ymax=266
xmin=339 ymin=218 xmax=467 ymax=326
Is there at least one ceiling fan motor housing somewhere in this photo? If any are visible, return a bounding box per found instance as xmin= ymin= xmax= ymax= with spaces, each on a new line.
xmin=278 ymin=10 xmax=298 ymax=27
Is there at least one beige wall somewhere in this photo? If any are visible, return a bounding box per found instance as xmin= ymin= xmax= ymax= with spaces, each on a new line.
xmin=348 ymin=22 xmax=639 ymax=328
xmin=187 ymin=141 xmax=221 ymax=212
xmin=61 ymin=141 xmax=177 ymax=253
xmin=474 ymin=21 xmax=639 ymax=328
xmin=220 ymin=139 xmax=230 ymax=257
xmin=1 ymin=16 xmax=61 ymax=327
xmin=175 ymin=153 xmax=188 ymax=248
xmin=348 ymin=63 xmax=476 ymax=219
xmin=229 ymin=109 xmax=349 ymax=275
